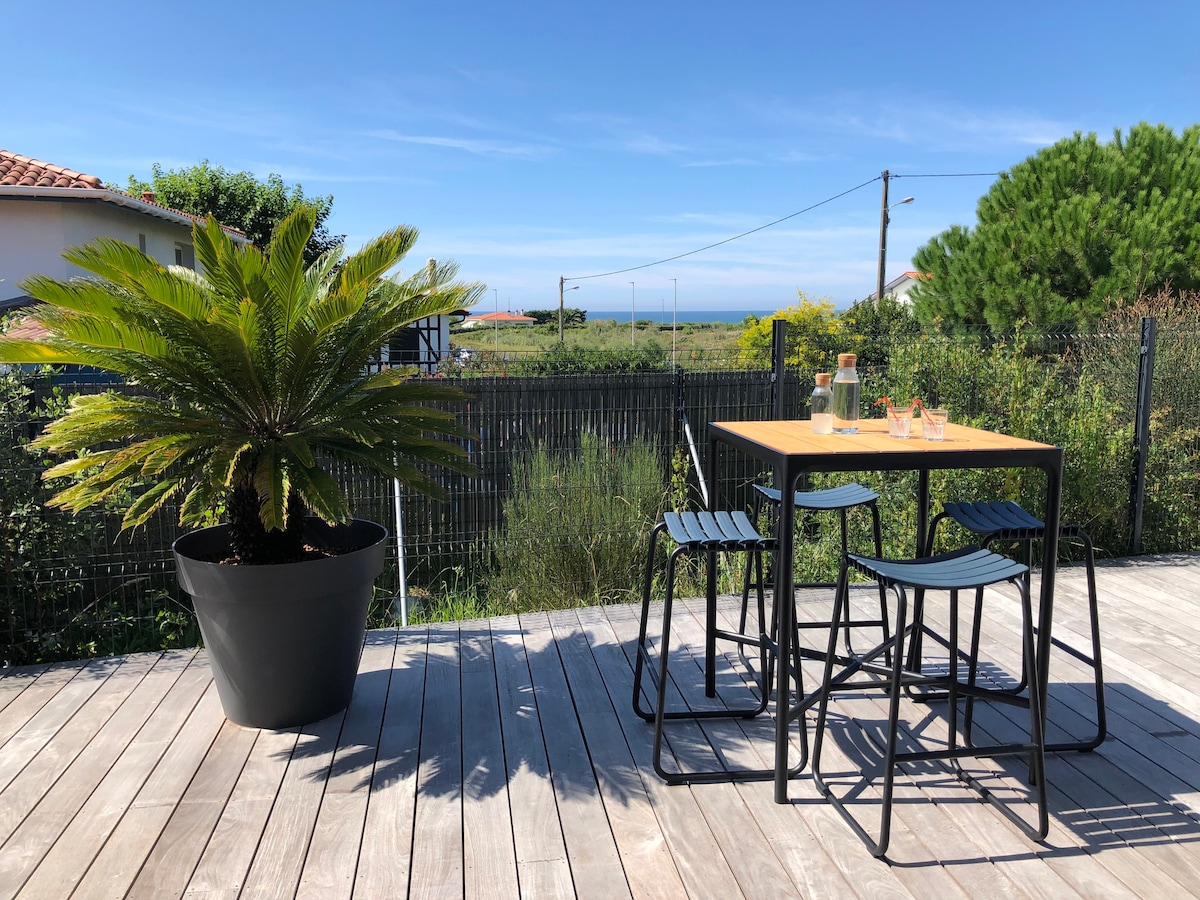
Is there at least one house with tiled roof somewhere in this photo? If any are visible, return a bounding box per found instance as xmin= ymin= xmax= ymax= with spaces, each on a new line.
xmin=862 ymin=271 xmax=927 ymax=305
xmin=0 ymin=149 xmax=249 ymax=314
xmin=458 ymin=310 xmax=537 ymax=329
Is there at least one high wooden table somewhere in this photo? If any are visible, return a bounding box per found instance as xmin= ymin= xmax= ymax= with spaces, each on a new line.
xmin=707 ymin=418 xmax=1063 ymax=803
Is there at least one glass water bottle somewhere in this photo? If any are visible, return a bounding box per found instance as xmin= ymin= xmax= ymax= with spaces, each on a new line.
xmin=810 ymin=373 xmax=833 ymax=434
xmin=832 ymin=353 xmax=860 ymax=433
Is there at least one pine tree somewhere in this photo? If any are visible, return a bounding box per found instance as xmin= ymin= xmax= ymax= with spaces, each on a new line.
xmin=910 ymin=123 xmax=1200 ymax=327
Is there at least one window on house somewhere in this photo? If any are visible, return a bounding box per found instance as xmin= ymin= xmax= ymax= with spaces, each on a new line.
xmin=175 ymin=243 xmax=195 ymax=269
xmin=138 ymin=234 xmax=147 ymax=254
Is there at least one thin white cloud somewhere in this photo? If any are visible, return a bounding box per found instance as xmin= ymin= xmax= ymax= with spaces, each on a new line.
xmin=619 ymin=134 xmax=691 ymax=156
xmin=366 ymin=130 xmax=552 ymax=159
xmin=682 ymin=157 xmax=762 ymax=168
xmin=737 ymin=92 xmax=1074 ymax=152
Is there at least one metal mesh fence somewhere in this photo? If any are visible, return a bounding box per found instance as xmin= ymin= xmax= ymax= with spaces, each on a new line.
xmin=3 ymin=322 xmax=1199 ymax=664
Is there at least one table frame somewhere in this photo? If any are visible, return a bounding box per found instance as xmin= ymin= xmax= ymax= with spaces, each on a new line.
xmin=707 ymin=418 xmax=1063 ymax=803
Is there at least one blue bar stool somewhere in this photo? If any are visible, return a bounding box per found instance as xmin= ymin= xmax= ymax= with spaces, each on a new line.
xmin=740 ymin=483 xmax=890 ymax=666
xmin=921 ymin=500 xmax=1106 ymax=752
xmin=633 ymin=510 xmax=780 ymax=784
xmin=811 ymin=547 xmax=1049 ymax=858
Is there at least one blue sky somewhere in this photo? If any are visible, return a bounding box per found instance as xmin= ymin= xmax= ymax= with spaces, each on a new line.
xmin=6 ymin=1 xmax=1198 ymax=314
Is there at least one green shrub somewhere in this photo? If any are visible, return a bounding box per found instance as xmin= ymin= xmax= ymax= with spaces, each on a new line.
xmin=490 ymin=432 xmax=667 ymax=610
xmin=0 ymin=373 xmax=107 ymax=664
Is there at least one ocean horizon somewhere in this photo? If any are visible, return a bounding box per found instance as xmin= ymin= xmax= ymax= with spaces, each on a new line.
xmin=582 ymin=308 xmax=775 ymax=324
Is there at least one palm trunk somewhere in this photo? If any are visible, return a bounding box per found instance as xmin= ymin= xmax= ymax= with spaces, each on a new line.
xmin=227 ymin=483 xmax=308 ymax=564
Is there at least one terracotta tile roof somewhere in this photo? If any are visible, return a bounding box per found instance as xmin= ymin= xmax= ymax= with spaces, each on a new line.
xmin=0 ymin=149 xmax=247 ymax=239
xmin=2 ymin=317 xmax=49 ymax=341
xmin=467 ymin=311 xmax=537 ymax=323
xmin=0 ymin=150 xmax=104 ymax=188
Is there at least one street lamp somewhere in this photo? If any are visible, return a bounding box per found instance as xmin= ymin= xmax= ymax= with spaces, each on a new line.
xmin=630 ymin=281 xmax=636 ymax=346
xmin=876 ymin=169 xmax=914 ymax=304
xmin=558 ymin=276 xmax=580 ymax=342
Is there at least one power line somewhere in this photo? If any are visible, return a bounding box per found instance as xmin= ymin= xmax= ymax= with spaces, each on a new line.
xmin=562 ymin=170 xmax=1002 ymax=282
xmin=564 ymin=176 xmax=881 ymax=281
xmin=892 ymin=172 xmax=1001 ymax=178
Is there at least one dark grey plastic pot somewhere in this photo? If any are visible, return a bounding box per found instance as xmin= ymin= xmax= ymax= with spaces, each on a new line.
xmin=174 ymin=518 xmax=388 ymax=729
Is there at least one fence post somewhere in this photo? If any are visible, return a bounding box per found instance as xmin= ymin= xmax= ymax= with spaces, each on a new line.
xmin=1129 ymin=316 xmax=1156 ymax=555
xmin=771 ymin=318 xmax=787 ymax=420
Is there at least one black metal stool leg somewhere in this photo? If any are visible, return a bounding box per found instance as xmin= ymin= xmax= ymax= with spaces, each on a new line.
xmin=632 ymin=522 xmax=668 ymax=720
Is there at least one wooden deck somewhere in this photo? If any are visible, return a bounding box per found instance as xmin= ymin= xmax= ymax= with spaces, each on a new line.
xmin=2 ymin=553 xmax=1200 ymax=898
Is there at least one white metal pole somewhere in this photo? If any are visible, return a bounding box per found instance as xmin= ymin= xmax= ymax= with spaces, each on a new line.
xmin=392 ymin=476 xmax=408 ymax=626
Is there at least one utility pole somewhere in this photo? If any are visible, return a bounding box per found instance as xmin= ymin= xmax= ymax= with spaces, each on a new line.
xmin=558 ymin=276 xmax=579 ymax=342
xmin=876 ymin=170 xmax=890 ymax=306
xmin=876 ymin=170 xmax=914 ymax=304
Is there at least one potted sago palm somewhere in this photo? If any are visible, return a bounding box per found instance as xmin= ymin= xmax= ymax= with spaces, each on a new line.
xmin=0 ymin=208 xmax=482 ymax=728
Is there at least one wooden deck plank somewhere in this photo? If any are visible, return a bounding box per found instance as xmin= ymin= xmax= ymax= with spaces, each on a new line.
xmin=125 ymin=718 xmax=259 ymax=900
xmin=181 ymin=727 xmax=298 ymax=898
xmin=586 ymin=603 xmax=758 ymax=899
xmin=0 ymin=660 xmax=93 ymax=750
xmin=552 ymin=606 xmax=692 ymax=900
xmin=352 ymin=625 xmax=428 ymax=898
xmin=237 ymin=710 xmax=346 ymax=900
xmin=408 ymin=622 xmax=467 ymax=897
xmin=0 ymin=651 xmax=196 ymax=895
xmin=0 ymin=555 xmax=1196 ymax=897
xmin=490 ymin=615 xmax=575 ymax=897
xmin=678 ymin=595 xmax=976 ymax=899
xmin=919 ymin=584 xmax=1200 ymax=897
xmin=71 ymin=684 xmax=228 ymax=900
xmin=0 ymin=658 xmax=123 ymax=795
xmin=719 ymin=595 xmax=1035 ymax=900
xmin=649 ymin=599 xmax=886 ymax=899
xmin=459 ymin=619 xmax=520 ymax=899
xmin=0 ymin=669 xmax=48 ymax=722
xmin=523 ymin=610 xmax=631 ymax=900
xmin=0 ymin=653 xmax=157 ymax=848
xmin=8 ymin=657 xmax=212 ymax=899
xmin=296 ymin=630 xmax=397 ymax=900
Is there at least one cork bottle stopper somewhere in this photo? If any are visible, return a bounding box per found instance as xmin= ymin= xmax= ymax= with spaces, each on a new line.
xmin=815 ymin=372 xmax=831 ymax=386
xmin=837 ymin=353 xmax=857 ymax=367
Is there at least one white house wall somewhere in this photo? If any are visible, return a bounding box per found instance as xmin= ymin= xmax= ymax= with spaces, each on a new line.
xmin=0 ymin=197 xmax=195 ymax=304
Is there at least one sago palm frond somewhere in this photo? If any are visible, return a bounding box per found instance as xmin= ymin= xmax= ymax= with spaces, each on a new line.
xmin=1 ymin=206 xmax=485 ymax=549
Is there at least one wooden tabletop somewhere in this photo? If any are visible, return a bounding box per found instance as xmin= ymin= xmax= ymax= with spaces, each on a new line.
xmin=710 ymin=418 xmax=1056 ymax=457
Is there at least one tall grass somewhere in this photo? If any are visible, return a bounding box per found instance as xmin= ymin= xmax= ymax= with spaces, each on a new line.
xmin=488 ymin=433 xmax=668 ymax=611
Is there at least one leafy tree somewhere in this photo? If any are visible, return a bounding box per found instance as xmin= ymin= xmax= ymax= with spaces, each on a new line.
xmin=737 ymin=292 xmax=844 ymax=374
xmin=127 ymin=161 xmax=343 ymax=265
xmin=0 ymin=209 xmax=484 ymax=564
xmin=840 ymin=293 xmax=921 ymax=369
xmin=520 ymin=307 xmax=587 ymax=327
xmin=910 ymin=123 xmax=1200 ymax=327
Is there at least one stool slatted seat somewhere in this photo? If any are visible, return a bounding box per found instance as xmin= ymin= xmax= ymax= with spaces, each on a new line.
xmin=633 ymin=510 xmax=782 ymax=785
xmin=741 ymin=483 xmax=890 ymax=664
xmin=923 ymin=500 xmax=1106 ymax=752
xmin=812 ymin=547 xmax=1049 ymax=858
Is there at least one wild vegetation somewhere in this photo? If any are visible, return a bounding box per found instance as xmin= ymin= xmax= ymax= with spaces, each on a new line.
xmin=452 ymin=313 xmax=753 ymax=357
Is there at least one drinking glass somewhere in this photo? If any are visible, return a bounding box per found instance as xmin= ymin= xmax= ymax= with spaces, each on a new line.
xmin=924 ymin=408 xmax=948 ymax=441
xmin=887 ymin=408 xmax=912 ymax=439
